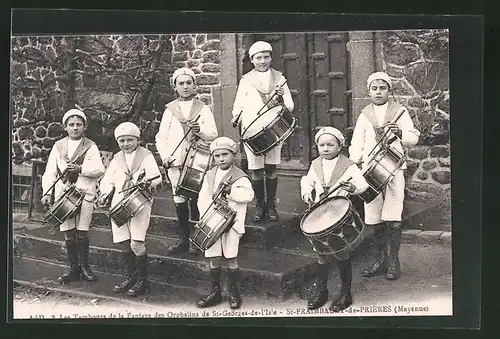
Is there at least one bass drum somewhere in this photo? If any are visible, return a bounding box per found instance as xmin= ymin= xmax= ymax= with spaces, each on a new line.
xmin=300 ymin=196 xmax=367 ymax=258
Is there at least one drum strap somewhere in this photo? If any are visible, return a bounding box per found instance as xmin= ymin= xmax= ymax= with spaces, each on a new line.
xmin=56 ymin=137 xmax=95 ymax=184
xmin=205 ymin=166 xmax=248 ymax=197
xmin=362 ymin=101 xmax=403 ymax=144
xmin=312 ymin=154 xmax=355 ymax=192
xmin=247 ymin=68 xmax=284 ymax=111
xmin=114 ymin=146 xmax=151 ymax=192
xmin=166 ymin=98 xmax=205 ymax=144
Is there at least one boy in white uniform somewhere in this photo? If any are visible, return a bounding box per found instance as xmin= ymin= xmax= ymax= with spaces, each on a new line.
xmin=98 ymin=122 xmax=162 ymax=297
xmin=301 ymin=127 xmax=369 ymax=311
xmin=196 ymin=137 xmax=254 ymax=309
xmin=41 ymin=109 xmax=105 ymax=285
xmin=349 ymin=72 xmax=420 ymax=280
xmin=231 ymin=41 xmax=294 ymax=223
xmin=155 ymin=67 xmax=218 ymax=253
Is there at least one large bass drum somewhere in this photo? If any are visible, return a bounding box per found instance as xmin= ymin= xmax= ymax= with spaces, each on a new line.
xmin=300 ymin=196 xmax=367 ymax=258
xmin=43 ymin=185 xmax=84 ymax=227
xmin=241 ymin=105 xmax=297 ymax=156
xmin=175 ymin=142 xmax=212 ymax=200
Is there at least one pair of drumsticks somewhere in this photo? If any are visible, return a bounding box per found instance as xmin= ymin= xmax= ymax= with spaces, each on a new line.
xmin=164 ymin=114 xmax=202 ymax=169
xmin=307 ymin=177 xmax=353 ymax=211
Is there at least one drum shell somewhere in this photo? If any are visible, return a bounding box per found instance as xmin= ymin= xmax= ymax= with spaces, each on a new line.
xmin=43 ymin=185 xmax=84 ymax=228
xmin=176 ymin=143 xmax=212 ymax=200
xmin=363 ymin=146 xmax=405 ymax=192
xmin=108 ymin=187 xmax=153 ymax=227
xmin=190 ymin=201 xmax=236 ymax=251
xmin=357 ymin=186 xmax=380 ymax=204
xmin=241 ymin=106 xmax=297 ymax=156
xmin=300 ymin=196 xmax=366 ymax=257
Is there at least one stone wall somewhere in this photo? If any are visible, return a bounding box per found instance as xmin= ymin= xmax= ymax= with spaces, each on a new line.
xmin=11 ymin=34 xmax=222 ymax=169
xmin=379 ymin=30 xmax=450 ymax=189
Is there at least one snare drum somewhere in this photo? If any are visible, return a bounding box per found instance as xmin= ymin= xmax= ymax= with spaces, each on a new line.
xmin=359 ymin=145 xmax=406 ymax=203
xmin=241 ymin=105 xmax=297 ymax=156
xmin=300 ymin=196 xmax=367 ymax=258
xmin=107 ymin=185 xmax=153 ymax=227
xmin=190 ymin=199 xmax=236 ymax=252
xmin=43 ymin=185 xmax=84 ymax=227
xmin=176 ymin=142 xmax=212 ymax=200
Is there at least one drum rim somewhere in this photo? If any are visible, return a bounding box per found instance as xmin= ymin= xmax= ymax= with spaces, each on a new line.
xmin=108 ymin=187 xmax=151 ymax=215
xmin=300 ymin=196 xmax=352 ymax=235
xmin=241 ymin=105 xmax=287 ymax=139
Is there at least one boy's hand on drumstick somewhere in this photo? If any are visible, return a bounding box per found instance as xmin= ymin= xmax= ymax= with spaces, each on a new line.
xmin=97 ymin=194 xmax=109 ymax=207
xmin=66 ymin=164 xmax=82 ymax=173
xmin=303 ymin=192 xmax=313 ymax=204
xmin=188 ymin=120 xmax=201 ymax=133
xmin=340 ymin=181 xmax=356 ymax=193
xmin=162 ymin=157 xmax=174 ymax=169
xmin=275 ymin=87 xmax=285 ymax=97
xmin=384 ymin=122 xmax=402 ymax=138
xmin=41 ymin=195 xmax=51 ymax=206
xmin=222 ymin=185 xmax=231 ymax=196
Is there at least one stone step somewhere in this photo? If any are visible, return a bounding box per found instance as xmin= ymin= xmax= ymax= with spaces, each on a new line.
xmin=13 ymin=227 xmax=319 ymax=300
xmin=90 ymin=209 xmax=306 ymax=252
xmin=13 ymin=256 xmax=202 ymax=306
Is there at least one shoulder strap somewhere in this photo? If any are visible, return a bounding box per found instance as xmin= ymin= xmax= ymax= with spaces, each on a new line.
xmin=206 ymin=166 xmax=248 ymax=195
xmin=312 ymin=154 xmax=354 ymax=190
xmin=326 ymin=154 xmax=355 ymax=187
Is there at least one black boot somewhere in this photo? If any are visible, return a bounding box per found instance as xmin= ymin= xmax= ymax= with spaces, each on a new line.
xmin=189 ymin=199 xmax=200 ymax=253
xmin=197 ymin=267 xmax=223 ymax=308
xmin=266 ymin=178 xmax=279 ymax=222
xmin=113 ymin=249 xmax=137 ymax=293
xmin=228 ymin=268 xmax=242 ymax=309
xmin=57 ymin=239 xmax=81 ymax=284
xmin=169 ymin=202 xmax=191 ymax=254
xmin=252 ymin=179 xmax=266 ymax=223
xmin=330 ymin=260 xmax=353 ymax=312
xmin=127 ymin=253 xmax=150 ymax=297
xmin=77 ymin=235 xmax=97 ymax=281
xmin=386 ymin=224 xmax=402 ymax=280
xmin=362 ymin=224 xmax=388 ymax=277
xmin=307 ymin=262 xmax=329 ymax=310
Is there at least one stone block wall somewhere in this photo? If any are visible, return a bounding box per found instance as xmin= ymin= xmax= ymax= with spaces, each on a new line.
xmin=379 ymin=30 xmax=450 ymax=189
xmin=11 ymin=34 xmax=223 ymax=171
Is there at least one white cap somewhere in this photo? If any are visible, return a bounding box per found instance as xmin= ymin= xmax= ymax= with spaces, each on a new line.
xmin=114 ymin=122 xmax=140 ymax=139
xmin=62 ymin=109 xmax=87 ymax=125
xmin=170 ymin=67 xmax=196 ymax=87
xmin=249 ymin=41 xmax=272 ymax=59
xmin=314 ymin=126 xmax=345 ymax=147
xmin=367 ymin=71 xmax=392 ymax=90
xmin=210 ymin=137 xmax=237 ymax=154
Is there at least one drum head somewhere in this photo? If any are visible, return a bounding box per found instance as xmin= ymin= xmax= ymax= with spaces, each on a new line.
xmin=301 ymin=197 xmax=350 ymax=234
xmin=241 ymin=105 xmax=284 ymax=139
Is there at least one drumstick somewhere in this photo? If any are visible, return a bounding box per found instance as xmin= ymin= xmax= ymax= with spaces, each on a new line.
xmin=118 ymin=175 xmax=161 ymax=194
xmin=165 ymin=114 xmax=202 ymax=167
xmin=41 ymin=151 xmax=87 ymax=197
xmin=367 ymin=107 xmax=407 ymax=157
xmin=312 ymin=177 xmax=353 ymax=209
xmin=254 ymin=79 xmax=288 ymax=117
